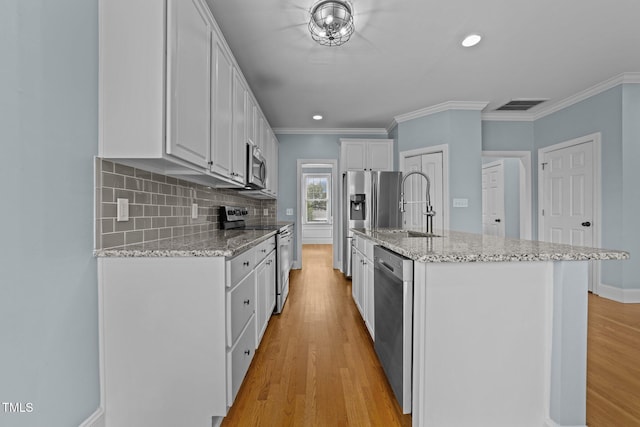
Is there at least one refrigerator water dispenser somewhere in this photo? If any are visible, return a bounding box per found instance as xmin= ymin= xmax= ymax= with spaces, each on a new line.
xmin=350 ymin=194 xmax=366 ymax=220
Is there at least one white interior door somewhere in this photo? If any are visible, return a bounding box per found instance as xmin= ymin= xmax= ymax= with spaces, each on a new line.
xmin=482 ymin=162 xmax=505 ymax=237
xmin=540 ymin=138 xmax=598 ymax=292
xmin=402 ymin=152 xmax=444 ymax=232
xmin=541 ymin=142 xmax=594 ymax=246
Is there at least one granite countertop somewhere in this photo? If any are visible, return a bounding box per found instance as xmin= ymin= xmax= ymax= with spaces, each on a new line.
xmin=94 ymin=229 xmax=278 ymax=258
xmin=352 ymin=228 xmax=630 ymax=263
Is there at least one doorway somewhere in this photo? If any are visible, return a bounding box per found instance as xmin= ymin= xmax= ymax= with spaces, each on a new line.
xmin=538 ymin=133 xmax=601 ymax=292
xmin=399 ymin=145 xmax=449 ymax=232
xmin=296 ymin=159 xmax=339 ymax=270
xmin=481 ymin=151 xmax=532 ymax=240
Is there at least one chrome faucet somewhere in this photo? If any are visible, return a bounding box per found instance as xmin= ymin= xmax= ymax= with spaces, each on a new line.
xmin=399 ymin=171 xmax=436 ymax=234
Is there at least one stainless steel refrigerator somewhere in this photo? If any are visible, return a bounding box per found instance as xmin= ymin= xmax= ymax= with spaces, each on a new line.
xmin=342 ymin=171 xmax=402 ymax=276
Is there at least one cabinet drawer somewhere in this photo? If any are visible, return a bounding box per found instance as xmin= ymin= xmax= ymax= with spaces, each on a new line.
xmin=255 ymin=236 xmax=276 ymax=264
xmin=227 ymin=314 xmax=256 ymax=405
xmin=227 ymin=248 xmax=255 ymax=287
xmin=227 ymin=270 xmax=255 ymax=347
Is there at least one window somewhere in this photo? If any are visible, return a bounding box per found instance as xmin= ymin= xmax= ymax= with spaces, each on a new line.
xmin=303 ymin=174 xmax=331 ymax=223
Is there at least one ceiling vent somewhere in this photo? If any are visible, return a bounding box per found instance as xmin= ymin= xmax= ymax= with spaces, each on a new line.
xmin=495 ymin=99 xmax=547 ymax=111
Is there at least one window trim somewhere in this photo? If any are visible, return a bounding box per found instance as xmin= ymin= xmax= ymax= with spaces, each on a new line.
xmin=302 ymin=173 xmax=331 ymax=224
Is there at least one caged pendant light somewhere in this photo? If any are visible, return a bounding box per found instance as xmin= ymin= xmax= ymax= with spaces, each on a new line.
xmin=308 ymin=0 xmax=355 ymax=47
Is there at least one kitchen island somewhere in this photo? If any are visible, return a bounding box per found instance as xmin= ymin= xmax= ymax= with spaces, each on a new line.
xmin=352 ymin=228 xmax=628 ymax=427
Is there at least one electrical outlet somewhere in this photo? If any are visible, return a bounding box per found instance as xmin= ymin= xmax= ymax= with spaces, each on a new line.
xmin=116 ymin=198 xmax=129 ymax=222
xmin=286 ymin=208 xmax=293 ymax=216
xmin=263 ymin=209 xmax=269 ymax=216
xmin=453 ymin=198 xmax=469 ymax=208
xmin=191 ymin=203 xmax=198 ymax=219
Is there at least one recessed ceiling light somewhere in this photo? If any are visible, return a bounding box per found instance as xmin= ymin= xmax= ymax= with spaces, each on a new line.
xmin=462 ymin=34 xmax=482 ymax=47
xmin=313 ymin=115 xmax=323 ymax=120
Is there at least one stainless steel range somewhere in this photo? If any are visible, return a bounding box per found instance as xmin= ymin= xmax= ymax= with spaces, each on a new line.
xmin=220 ymin=206 xmax=293 ymax=314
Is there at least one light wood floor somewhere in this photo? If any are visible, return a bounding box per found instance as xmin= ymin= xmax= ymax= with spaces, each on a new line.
xmin=222 ymin=244 xmax=412 ymax=426
xmin=587 ymin=293 xmax=640 ymax=426
xmin=223 ymin=245 xmax=640 ymax=426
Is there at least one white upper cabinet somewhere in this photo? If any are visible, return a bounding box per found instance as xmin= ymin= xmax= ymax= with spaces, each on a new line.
xmin=340 ymin=139 xmax=394 ymax=171
xmin=231 ymin=70 xmax=247 ymax=184
xmin=99 ymin=0 xmax=276 ymax=195
xmin=210 ymin=32 xmax=234 ymax=178
xmin=166 ymin=0 xmax=212 ymax=168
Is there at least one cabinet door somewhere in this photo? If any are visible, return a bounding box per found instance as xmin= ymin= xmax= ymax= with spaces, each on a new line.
xmin=232 ymin=71 xmax=247 ymax=183
xmin=364 ymin=257 xmax=375 ymax=340
xmin=367 ymin=141 xmax=393 ymax=171
xmin=255 ymin=259 xmax=269 ymax=346
xmin=210 ymin=34 xmax=233 ymax=177
xmin=166 ymin=0 xmax=212 ymax=168
xmin=342 ymin=141 xmax=366 ymax=171
xmin=271 ymin=135 xmax=279 ymax=196
xmin=246 ymin=97 xmax=256 ymax=144
xmin=267 ymin=252 xmax=276 ymax=314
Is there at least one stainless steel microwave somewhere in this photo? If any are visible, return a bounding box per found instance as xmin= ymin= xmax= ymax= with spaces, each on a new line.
xmin=246 ymin=141 xmax=266 ymax=189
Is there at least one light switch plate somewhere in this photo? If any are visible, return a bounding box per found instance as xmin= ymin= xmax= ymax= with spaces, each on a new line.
xmin=116 ymin=198 xmax=129 ymax=221
xmin=453 ymin=198 xmax=469 ymax=208
xmin=286 ymin=208 xmax=293 ymax=216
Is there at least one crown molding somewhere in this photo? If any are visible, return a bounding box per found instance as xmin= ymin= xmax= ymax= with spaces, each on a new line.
xmin=481 ymin=112 xmax=535 ymax=122
xmin=272 ymin=127 xmax=388 ymax=135
xmin=531 ymin=72 xmax=640 ymax=120
xmin=480 ymin=72 xmax=640 ymax=123
xmin=394 ymin=101 xmax=489 ymax=124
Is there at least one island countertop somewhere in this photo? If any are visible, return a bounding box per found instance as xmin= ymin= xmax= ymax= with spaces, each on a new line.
xmin=94 ymin=229 xmax=278 ymax=258
xmin=351 ymin=228 xmax=629 ymax=263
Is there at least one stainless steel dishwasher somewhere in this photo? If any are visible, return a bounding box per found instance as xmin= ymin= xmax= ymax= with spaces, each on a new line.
xmin=374 ymin=245 xmax=413 ymax=414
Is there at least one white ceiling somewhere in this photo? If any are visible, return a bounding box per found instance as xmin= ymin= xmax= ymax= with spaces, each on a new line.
xmin=205 ymin=0 xmax=640 ymax=130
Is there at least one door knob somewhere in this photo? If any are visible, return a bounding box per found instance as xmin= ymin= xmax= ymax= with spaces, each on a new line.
xmin=581 ymin=221 xmax=592 ymax=227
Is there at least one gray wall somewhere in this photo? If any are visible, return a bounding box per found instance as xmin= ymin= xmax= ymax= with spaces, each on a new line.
xmin=276 ymin=133 xmax=388 ymax=261
xmin=396 ymin=110 xmax=483 ymax=233
xmin=482 ymin=84 xmax=639 ymax=290
xmin=621 ymin=84 xmax=640 ymax=290
xmin=0 ymin=1 xmax=101 ymax=426
xmin=503 ymin=158 xmax=521 ymax=239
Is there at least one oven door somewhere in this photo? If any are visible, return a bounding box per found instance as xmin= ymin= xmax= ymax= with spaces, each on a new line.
xmin=246 ymin=143 xmax=266 ymax=189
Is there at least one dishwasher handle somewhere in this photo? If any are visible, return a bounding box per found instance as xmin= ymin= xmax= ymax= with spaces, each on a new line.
xmin=378 ymin=259 xmax=395 ymax=274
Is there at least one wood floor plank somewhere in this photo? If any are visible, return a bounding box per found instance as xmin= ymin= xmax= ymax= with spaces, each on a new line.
xmin=222 ymin=244 xmax=411 ymax=426
xmin=587 ymin=294 xmax=640 ymax=427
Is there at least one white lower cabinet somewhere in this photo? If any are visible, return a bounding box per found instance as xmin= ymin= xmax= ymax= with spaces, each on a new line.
xmin=98 ymin=236 xmax=276 ymax=427
xmin=256 ymin=250 xmax=276 ymax=346
xmin=352 ymin=236 xmax=375 ymax=340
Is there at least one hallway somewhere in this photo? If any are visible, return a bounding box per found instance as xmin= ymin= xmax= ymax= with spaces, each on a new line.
xmin=222 ymin=244 xmax=412 ymax=426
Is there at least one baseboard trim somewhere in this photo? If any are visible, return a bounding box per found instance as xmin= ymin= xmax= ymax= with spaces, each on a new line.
xmin=544 ymin=419 xmax=587 ymax=427
xmin=79 ymin=407 xmax=105 ymax=427
xmin=597 ymin=283 xmax=640 ymax=303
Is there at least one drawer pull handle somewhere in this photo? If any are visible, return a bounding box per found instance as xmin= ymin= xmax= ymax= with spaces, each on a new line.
xmin=243 ymin=261 xmax=250 ymax=266
xmin=243 ymin=299 xmax=250 ymax=305
xmin=244 ymin=350 xmax=251 ymax=356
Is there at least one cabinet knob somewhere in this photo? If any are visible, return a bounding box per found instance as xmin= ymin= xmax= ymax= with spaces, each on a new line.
xmin=208 ymin=161 xmax=213 ymax=166
xmin=244 ymin=349 xmax=251 ymax=356
xmin=243 ymin=261 xmax=250 ymax=266
xmin=494 ymin=219 xmax=501 ymax=223
xmin=261 ymin=249 xmax=267 ymax=253
xmin=582 ymin=221 xmax=592 ymax=227
xmin=243 ymin=299 xmax=250 ymax=305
